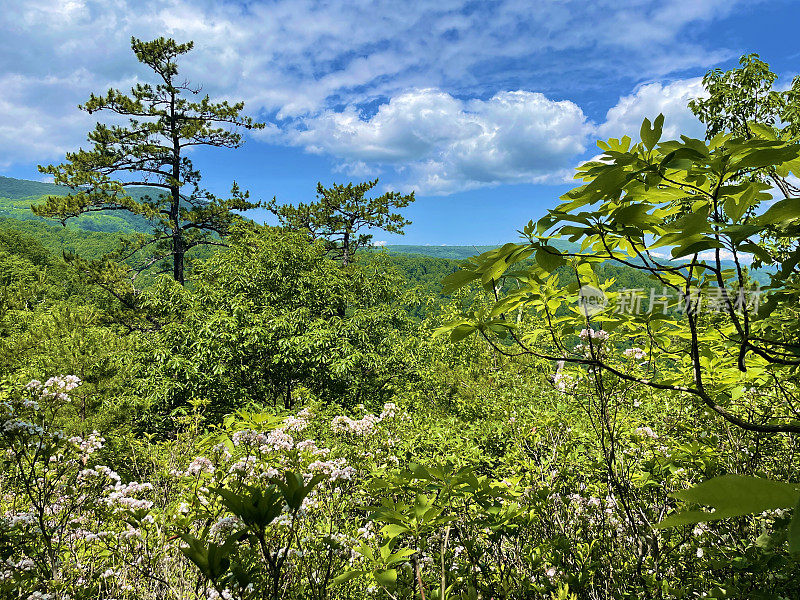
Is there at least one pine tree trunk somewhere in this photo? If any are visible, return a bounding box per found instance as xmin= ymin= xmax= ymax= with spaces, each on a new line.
xmin=173 ymin=224 xmax=184 ymax=284
xmin=342 ymin=230 xmax=350 ymax=266
xmin=171 ymin=187 xmax=184 ymax=284
xmin=170 ymin=88 xmax=185 ymax=285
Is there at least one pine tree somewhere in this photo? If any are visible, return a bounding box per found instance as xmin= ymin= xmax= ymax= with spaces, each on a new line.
xmin=267 ymin=179 xmax=415 ymax=266
xmin=35 ymin=37 xmax=264 ymax=284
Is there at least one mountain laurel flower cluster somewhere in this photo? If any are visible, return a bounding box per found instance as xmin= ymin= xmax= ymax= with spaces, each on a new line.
xmin=69 ymin=431 xmax=105 ymax=464
xmin=634 ymin=426 xmax=658 ymax=439
xmin=573 ymin=328 xmax=610 ymax=360
xmin=0 ymin=377 xmax=160 ymax=599
xmin=555 ymin=334 xmax=652 ymax=394
xmin=167 ymin=404 xmax=389 ymax=599
xmin=25 ymin=375 xmax=81 ymax=402
xmin=579 ymin=328 xmax=609 ymax=343
xmin=552 ymin=360 xmax=575 ymax=393
xmin=307 ymin=457 xmax=356 ymax=481
xmin=0 ymin=364 xmax=795 ymax=599
xmin=331 ymin=402 xmax=399 ymax=435
xmin=283 ymin=408 xmax=312 ymax=431
xmin=623 ymin=347 xmax=647 ymax=360
xmin=185 ymin=456 xmax=215 ymax=476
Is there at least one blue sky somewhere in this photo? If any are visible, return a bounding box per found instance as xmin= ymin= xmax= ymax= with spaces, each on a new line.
xmin=0 ymin=0 xmax=798 ymax=244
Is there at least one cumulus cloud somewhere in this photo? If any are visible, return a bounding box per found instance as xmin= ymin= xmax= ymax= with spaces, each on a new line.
xmin=596 ymin=78 xmax=708 ymax=142
xmin=697 ymin=249 xmax=751 ymax=263
xmin=0 ymin=72 xmax=97 ymax=168
xmin=283 ymin=77 xmax=713 ymax=194
xmin=649 ymin=249 xmax=753 ymax=264
xmin=0 ymin=0 xmax=746 ymax=175
xmin=283 ymin=89 xmax=590 ymax=194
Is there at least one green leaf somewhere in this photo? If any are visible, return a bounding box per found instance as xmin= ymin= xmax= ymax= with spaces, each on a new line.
xmin=213 ymin=484 xmax=284 ymax=529
xmin=374 ymin=569 xmax=398 ymax=587
xmin=612 ymin=203 xmax=655 ymax=227
xmin=332 ymin=570 xmax=364 ymax=585
xmin=386 ymin=548 xmax=416 ymax=565
xmin=381 ymin=523 xmax=410 ymax=539
xmin=640 ymin=114 xmax=664 ymax=151
xmin=731 ymin=145 xmax=800 ymax=172
xmin=271 ymin=471 xmax=327 ymax=511
xmin=657 ymin=475 xmax=800 ymax=528
xmin=739 ymin=242 xmax=773 ymax=264
xmin=413 ymin=494 xmax=434 ymax=519
xmin=755 ymin=197 xmax=800 ymax=229
xmin=535 ymin=247 xmax=565 ymax=272
xmin=179 ymin=534 xmax=211 ymax=579
xmin=450 ymin=323 xmax=477 ymax=342
xmin=723 ymin=186 xmax=755 ymax=222
xmin=748 ymin=122 xmax=778 ymax=140
xmin=442 ymin=268 xmax=480 ymax=294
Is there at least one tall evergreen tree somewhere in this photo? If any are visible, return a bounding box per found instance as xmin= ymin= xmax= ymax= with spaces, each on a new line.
xmin=267 ymin=179 xmax=414 ymax=266
xmin=34 ymin=37 xmax=264 ymax=284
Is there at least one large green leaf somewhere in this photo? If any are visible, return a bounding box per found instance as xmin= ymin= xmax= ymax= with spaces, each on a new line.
xmin=755 ymin=197 xmax=800 ymax=229
xmin=722 ymin=185 xmax=756 ymax=222
xmin=450 ymin=323 xmax=477 ymax=342
xmin=657 ymin=475 xmax=800 ymax=528
xmin=374 ymin=569 xmax=398 ymax=587
xmin=271 ymin=470 xmax=327 ymax=511
xmin=441 ymin=268 xmax=480 ymax=294
xmin=640 ymin=114 xmax=664 ymax=151
xmin=381 ymin=523 xmax=410 ymax=539
xmin=730 ymin=145 xmax=800 ymax=172
xmin=670 ymin=237 xmax=723 ymax=259
xmin=213 ymin=484 xmax=284 ymax=529
xmin=332 ymin=570 xmax=364 ymax=585
xmin=535 ymin=247 xmax=565 ymax=272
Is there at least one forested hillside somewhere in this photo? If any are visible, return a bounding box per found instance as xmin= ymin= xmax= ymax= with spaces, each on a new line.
xmin=0 ymin=203 xmax=661 ymax=314
xmin=0 ymin=176 xmax=160 ymax=234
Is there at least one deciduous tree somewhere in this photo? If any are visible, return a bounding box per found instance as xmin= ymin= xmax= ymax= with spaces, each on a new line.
xmin=441 ymin=115 xmax=800 ymax=433
xmin=689 ymin=53 xmax=800 ymax=199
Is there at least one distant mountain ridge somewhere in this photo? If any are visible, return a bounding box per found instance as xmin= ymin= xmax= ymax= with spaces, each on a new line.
xmin=0 ymin=175 xmax=161 ymax=234
xmin=375 ymin=245 xmax=501 ymax=260
xmin=0 ymin=176 xmax=75 ymax=199
xmin=374 ymin=238 xmax=586 ymax=261
xmin=374 ymin=243 xmax=773 ymax=286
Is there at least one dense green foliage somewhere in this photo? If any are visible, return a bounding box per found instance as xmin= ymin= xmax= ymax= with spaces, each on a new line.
xmin=136 ymin=226 xmax=418 ymax=428
xmin=440 ymin=55 xmax=800 ymax=579
xmin=1 ymin=51 xmax=800 ymax=600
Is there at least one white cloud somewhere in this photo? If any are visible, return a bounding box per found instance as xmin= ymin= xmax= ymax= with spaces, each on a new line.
xmin=0 ymin=71 xmax=96 ymax=168
xmin=332 ymin=161 xmax=381 ymax=179
xmin=0 ymin=0 xmax=746 ymax=173
xmin=648 ymin=249 xmax=753 ymax=265
xmin=285 ymin=89 xmax=590 ymax=194
xmin=596 ymin=78 xmax=708 ymax=143
xmin=697 ymin=249 xmax=751 ymax=263
xmin=284 ymin=77 xmax=715 ymax=193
